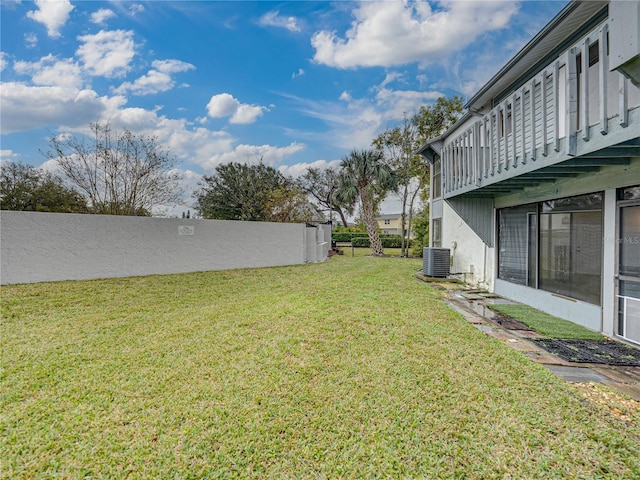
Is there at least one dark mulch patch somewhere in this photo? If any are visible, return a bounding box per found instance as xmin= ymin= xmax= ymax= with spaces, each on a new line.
xmin=492 ymin=312 xmax=534 ymax=331
xmin=532 ymin=339 xmax=640 ymax=366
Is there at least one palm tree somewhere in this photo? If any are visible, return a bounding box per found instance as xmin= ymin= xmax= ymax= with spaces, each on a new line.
xmin=335 ymin=149 xmax=397 ymax=256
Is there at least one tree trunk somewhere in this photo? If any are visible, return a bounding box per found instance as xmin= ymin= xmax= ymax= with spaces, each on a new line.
xmin=400 ymin=186 xmax=408 ymax=257
xmin=361 ymin=190 xmax=384 ymax=256
xmin=336 ymin=207 xmax=349 ymax=228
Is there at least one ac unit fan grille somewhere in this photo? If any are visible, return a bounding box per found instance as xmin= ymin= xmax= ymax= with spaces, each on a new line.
xmin=423 ymin=248 xmax=450 ymax=277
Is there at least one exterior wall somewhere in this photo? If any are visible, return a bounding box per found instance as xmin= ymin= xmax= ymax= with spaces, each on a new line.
xmin=492 ymin=158 xmax=640 ymax=335
xmin=494 ymin=279 xmax=602 ymax=331
xmin=442 ymin=201 xmax=495 ymax=289
xmin=0 ymin=211 xmax=330 ymax=285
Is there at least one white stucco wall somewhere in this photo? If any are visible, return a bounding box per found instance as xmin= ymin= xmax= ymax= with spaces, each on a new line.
xmin=442 ymin=202 xmax=495 ymax=289
xmin=0 ymin=211 xmax=330 ymax=285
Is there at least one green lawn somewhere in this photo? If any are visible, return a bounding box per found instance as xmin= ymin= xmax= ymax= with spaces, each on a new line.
xmin=488 ymin=304 xmax=605 ymax=340
xmin=2 ymin=254 xmax=639 ymax=478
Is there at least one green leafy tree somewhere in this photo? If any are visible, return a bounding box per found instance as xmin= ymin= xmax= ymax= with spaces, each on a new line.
xmin=299 ymin=166 xmax=354 ymax=227
xmin=373 ymin=96 xmax=464 ymax=257
xmin=43 ymin=122 xmax=182 ymax=216
xmin=0 ymin=161 xmax=88 ymax=213
xmin=335 ymin=149 xmax=396 ymax=256
xmin=410 ymin=203 xmax=430 ymax=256
xmin=195 ymin=162 xmax=316 ymax=223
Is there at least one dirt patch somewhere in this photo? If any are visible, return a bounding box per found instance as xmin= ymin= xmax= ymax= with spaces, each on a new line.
xmin=572 ymin=382 xmax=640 ymax=427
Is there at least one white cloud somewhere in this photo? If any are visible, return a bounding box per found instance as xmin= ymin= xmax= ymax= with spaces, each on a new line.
xmin=0 ymin=52 xmax=7 ymax=72
xmin=282 ymin=76 xmax=445 ymax=150
xmin=0 ymin=150 xmax=18 ymax=162
xmin=91 ymin=8 xmax=116 ymax=25
xmin=113 ymin=60 xmax=195 ymax=96
xmin=202 ymin=143 xmax=305 ymax=171
xmin=27 ymin=0 xmax=74 ymax=38
xmin=24 ymin=32 xmax=38 ymax=48
xmin=206 ymin=93 xmax=268 ymax=124
xmin=278 ymin=159 xmax=341 ymax=178
xmin=259 ymin=11 xmax=301 ymax=32
xmin=26 ymin=0 xmax=74 ymax=38
xmin=76 ymin=30 xmax=136 ymax=78
xmin=0 ymin=82 xmax=122 ymax=133
xmin=152 ymin=59 xmax=195 ymax=74
xmin=312 ymin=0 xmax=519 ymax=69
xmin=14 ymin=54 xmax=82 ymax=89
xmin=292 ymin=68 xmax=305 ymax=79
xmin=129 ymin=4 xmax=144 ymax=15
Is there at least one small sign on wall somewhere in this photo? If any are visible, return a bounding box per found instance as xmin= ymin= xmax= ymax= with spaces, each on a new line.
xmin=178 ymin=225 xmax=195 ymax=236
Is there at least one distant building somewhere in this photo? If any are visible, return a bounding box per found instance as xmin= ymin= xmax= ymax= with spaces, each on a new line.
xmin=375 ymin=213 xmax=416 ymax=237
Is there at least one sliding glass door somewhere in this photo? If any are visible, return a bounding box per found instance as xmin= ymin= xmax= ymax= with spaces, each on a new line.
xmin=618 ymin=186 xmax=640 ymax=344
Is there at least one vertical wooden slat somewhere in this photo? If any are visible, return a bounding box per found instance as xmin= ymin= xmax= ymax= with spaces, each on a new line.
xmin=483 ymin=116 xmax=489 ymax=178
xmin=444 ymin=144 xmax=449 ymax=193
xmin=474 ymin=122 xmax=481 ymax=185
xmin=520 ymin=90 xmax=527 ymax=164
xmin=510 ymin=94 xmax=517 ymax=168
xmin=581 ymin=38 xmax=590 ymax=141
xmin=444 ymin=144 xmax=449 ymax=192
xmin=599 ymin=23 xmax=609 ymax=135
xmin=500 ymin=105 xmax=507 ymax=172
xmin=619 ymin=74 xmax=628 ymax=127
xmin=530 ymin=79 xmax=537 ymax=160
xmin=463 ymin=130 xmax=469 ymax=186
xmin=541 ymin=71 xmax=548 ymax=156
xmin=490 ymin=112 xmax=496 ymax=175
xmin=566 ymin=49 xmax=578 ymax=156
xmin=553 ymin=61 xmax=560 ymax=152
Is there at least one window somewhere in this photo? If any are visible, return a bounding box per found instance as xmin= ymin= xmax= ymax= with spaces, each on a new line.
xmin=432 ymin=155 xmax=442 ymax=199
xmin=498 ymin=204 xmax=537 ymax=286
xmin=384 ymin=219 xmax=391 ymax=225
xmin=432 ymin=218 xmax=442 ymax=248
xmin=498 ymin=193 xmax=603 ymax=305
xmin=539 ymin=194 xmax=603 ymax=304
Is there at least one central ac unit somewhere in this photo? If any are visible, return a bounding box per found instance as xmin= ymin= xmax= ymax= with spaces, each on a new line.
xmin=423 ymin=248 xmax=451 ymax=277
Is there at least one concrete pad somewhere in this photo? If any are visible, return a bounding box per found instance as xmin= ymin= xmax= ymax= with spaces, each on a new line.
xmin=475 ymin=324 xmax=497 ymax=333
xmin=544 ymin=365 xmax=610 ymax=383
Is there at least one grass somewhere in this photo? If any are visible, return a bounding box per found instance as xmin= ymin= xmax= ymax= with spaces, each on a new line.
xmin=2 ymin=253 xmax=639 ymax=478
xmin=487 ymin=304 xmax=605 ymax=340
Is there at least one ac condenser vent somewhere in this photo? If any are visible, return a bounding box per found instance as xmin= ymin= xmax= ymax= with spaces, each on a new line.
xmin=423 ymin=248 xmax=451 ymax=277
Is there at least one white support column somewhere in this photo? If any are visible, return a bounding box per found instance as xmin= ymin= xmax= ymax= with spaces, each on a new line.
xmin=601 ymin=188 xmax=617 ymax=337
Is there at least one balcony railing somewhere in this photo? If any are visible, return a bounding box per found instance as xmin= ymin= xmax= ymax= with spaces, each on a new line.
xmin=442 ymin=19 xmax=640 ymax=198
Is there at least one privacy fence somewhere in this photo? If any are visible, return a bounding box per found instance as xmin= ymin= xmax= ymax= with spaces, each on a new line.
xmin=0 ymin=211 xmax=331 ymax=285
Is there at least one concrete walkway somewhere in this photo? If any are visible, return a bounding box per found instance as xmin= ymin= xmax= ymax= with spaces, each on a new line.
xmin=443 ymin=288 xmax=640 ymax=401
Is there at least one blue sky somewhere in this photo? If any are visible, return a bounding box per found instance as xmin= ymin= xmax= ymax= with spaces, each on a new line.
xmin=0 ymin=0 xmax=567 ymax=214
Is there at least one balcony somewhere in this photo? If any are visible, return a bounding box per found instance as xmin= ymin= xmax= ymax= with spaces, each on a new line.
xmin=442 ymin=18 xmax=640 ymax=199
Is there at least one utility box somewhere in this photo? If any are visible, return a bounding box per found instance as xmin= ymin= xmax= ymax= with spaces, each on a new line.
xmin=423 ymin=248 xmax=451 ymax=277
